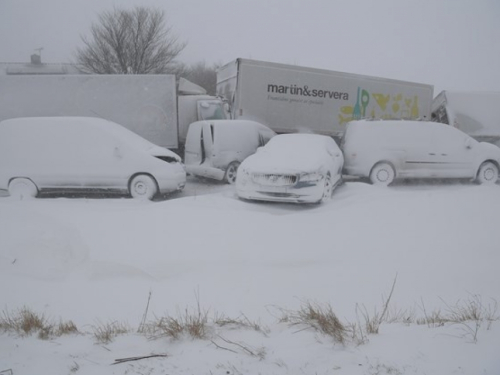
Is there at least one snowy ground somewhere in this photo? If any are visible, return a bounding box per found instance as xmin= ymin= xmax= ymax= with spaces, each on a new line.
xmin=0 ymin=177 xmax=499 ymax=374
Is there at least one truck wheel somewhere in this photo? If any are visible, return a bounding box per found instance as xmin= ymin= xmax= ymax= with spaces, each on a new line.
xmin=224 ymin=162 xmax=240 ymax=184
xmin=476 ymin=161 xmax=499 ymax=185
xmin=8 ymin=178 xmax=38 ymax=199
xmin=129 ymin=174 xmax=158 ymax=200
xmin=370 ymin=162 xmax=395 ymax=186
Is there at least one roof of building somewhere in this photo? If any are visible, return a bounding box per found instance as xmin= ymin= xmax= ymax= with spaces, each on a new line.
xmin=0 ymin=62 xmax=84 ymax=75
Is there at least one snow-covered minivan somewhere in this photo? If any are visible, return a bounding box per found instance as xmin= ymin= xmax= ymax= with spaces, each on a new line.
xmin=0 ymin=117 xmax=186 ymax=199
xmin=184 ymin=120 xmax=276 ymax=183
xmin=342 ymin=120 xmax=500 ymax=185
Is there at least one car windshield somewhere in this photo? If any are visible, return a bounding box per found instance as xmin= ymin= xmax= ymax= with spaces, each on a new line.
xmin=265 ymin=134 xmax=327 ymax=155
xmin=198 ymin=101 xmax=227 ymax=121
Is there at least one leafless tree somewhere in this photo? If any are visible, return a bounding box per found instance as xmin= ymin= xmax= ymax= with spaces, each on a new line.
xmin=181 ymin=61 xmax=220 ymax=95
xmin=75 ymin=6 xmax=186 ymax=74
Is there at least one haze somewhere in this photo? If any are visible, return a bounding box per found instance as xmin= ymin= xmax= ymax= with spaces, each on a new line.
xmin=1 ymin=0 xmax=499 ymax=94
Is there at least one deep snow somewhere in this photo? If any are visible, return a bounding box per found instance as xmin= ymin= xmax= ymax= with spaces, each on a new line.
xmin=0 ymin=178 xmax=499 ymax=374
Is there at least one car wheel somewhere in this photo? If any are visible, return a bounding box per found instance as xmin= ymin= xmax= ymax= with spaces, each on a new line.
xmin=476 ymin=161 xmax=499 ymax=185
xmin=370 ymin=162 xmax=395 ymax=186
xmin=8 ymin=178 xmax=38 ymax=199
xmin=129 ymin=174 xmax=158 ymax=200
xmin=224 ymin=162 xmax=240 ymax=184
xmin=321 ymin=173 xmax=333 ymax=202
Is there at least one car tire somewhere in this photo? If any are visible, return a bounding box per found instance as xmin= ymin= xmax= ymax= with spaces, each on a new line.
xmin=129 ymin=174 xmax=158 ymax=200
xmin=224 ymin=162 xmax=240 ymax=184
xmin=370 ymin=162 xmax=395 ymax=186
xmin=476 ymin=161 xmax=499 ymax=185
xmin=8 ymin=178 xmax=38 ymax=199
xmin=321 ymin=173 xmax=333 ymax=202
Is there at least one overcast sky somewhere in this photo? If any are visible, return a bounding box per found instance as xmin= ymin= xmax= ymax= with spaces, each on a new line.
xmin=1 ymin=0 xmax=499 ymax=95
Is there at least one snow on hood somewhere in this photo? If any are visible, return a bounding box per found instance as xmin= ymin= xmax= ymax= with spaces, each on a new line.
xmin=242 ymin=133 xmax=330 ymax=174
xmin=87 ymin=117 xmax=180 ymax=159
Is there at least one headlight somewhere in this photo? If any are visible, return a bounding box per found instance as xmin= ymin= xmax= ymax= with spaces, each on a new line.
xmin=240 ymin=168 xmax=250 ymax=177
xmin=299 ymin=172 xmax=323 ymax=182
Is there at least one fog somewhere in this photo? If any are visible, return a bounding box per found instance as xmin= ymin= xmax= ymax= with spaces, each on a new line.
xmin=1 ymin=0 xmax=499 ymax=94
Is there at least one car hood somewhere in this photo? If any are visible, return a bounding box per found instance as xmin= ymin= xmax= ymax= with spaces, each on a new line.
xmin=478 ymin=141 xmax=500 ymax=159
xmin=147 ymin=145 xmax=181 ymax=162
xmin=242 ymin=149 xmax=325 ymax=174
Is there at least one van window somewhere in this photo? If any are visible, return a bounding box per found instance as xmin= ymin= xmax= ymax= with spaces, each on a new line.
xmin=215 ymin=126 xmax=259 ymax=153
xmin=433 ymin=105 xmax=449 ymax=124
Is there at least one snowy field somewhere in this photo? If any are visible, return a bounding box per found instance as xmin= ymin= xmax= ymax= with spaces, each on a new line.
xmin=1 ymin=177 xmax=499 ymax=374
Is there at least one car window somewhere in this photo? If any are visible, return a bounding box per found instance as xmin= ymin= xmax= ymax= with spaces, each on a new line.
xmin=215 ymin=126 xmax=260 ymax=153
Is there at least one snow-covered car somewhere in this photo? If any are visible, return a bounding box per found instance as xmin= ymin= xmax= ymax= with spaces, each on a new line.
xmin=0 ymin=117 xmax=186 ymax=200
xmin=184 ymin=119 xmax=276 ymax=184
xmin=341 ymin=120 xmax=500 ymax=185
xmin=235 ymin=133 xmax=344 ymax=203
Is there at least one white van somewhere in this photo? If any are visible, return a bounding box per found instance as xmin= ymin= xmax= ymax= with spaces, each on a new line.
xmin=184 ymin=120 xmax=276 ymax=183
xmin=342 ymin=120 xmax=500 ymax=185
xmin=0 ymin=117 xmax=186 ymax=199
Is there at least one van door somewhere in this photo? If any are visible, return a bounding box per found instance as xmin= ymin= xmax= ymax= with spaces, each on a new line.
xmin=184 ymin=122 xmax=214 ymax=166
xmin=400 ymin=126 xmax=441 ymax=178
xmin=427 ymin=126 xmax=475 ymax=178
xmin=201 ymin=122 xmax=214 ymax=164
xmin=184 ymin=123 xmax=203 ymax=165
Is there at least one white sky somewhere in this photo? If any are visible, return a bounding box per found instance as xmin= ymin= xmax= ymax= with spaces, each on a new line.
xmin=0 ymin=0 xmax=499 ymax=95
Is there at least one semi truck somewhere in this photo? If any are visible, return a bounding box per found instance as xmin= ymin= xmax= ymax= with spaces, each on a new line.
xmin=217 ymin=58 xmax=434 ymax=139
xmin=0 ymin=74 xmax=228 ymax=151
xmin=432 ymin=90 xmax=500 ymax=146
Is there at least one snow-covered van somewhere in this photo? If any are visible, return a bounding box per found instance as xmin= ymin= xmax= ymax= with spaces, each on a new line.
xmin=341 ymin=120 xmax=500 ymax=185
xmin=184 ymin=120 xmax=276 ymax=183
xmin=0 ymin=117 xmax=186 ymax=199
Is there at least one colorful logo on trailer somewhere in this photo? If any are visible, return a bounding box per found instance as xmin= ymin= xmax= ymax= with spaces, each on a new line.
xmin=338 ymin=87 xmax=421 ymax=125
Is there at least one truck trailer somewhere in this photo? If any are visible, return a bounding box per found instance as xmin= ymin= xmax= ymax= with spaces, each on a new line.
xmin=432 ymin=90 xmax=500 ymax=146
xmin=217 ymin=58 xmax=434 ymax=139
xmin=0 ymin=74 xmax=227 ymax=150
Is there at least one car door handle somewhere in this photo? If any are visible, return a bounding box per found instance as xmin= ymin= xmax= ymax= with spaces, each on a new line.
xmin=441 ymin=153 xmax=447 ymax=156
xmin=429 ymin=153 xmax=436 ymax=155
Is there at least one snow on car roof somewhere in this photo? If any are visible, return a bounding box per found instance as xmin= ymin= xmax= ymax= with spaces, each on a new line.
xmin=191 ymin=119 xmax=275 ymax=131
xmin=0 ymin=116 xmax=179 ymax=159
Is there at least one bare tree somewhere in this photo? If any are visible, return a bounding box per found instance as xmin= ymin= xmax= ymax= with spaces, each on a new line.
xmin=182 ymin=61 xmax=220 ymax=96
xmin=75 ymin=6 xmax=186 ymax=74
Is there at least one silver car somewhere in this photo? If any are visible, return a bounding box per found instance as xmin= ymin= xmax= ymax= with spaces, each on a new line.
xmin=236 ymin=134 xmax=344 ymax=203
